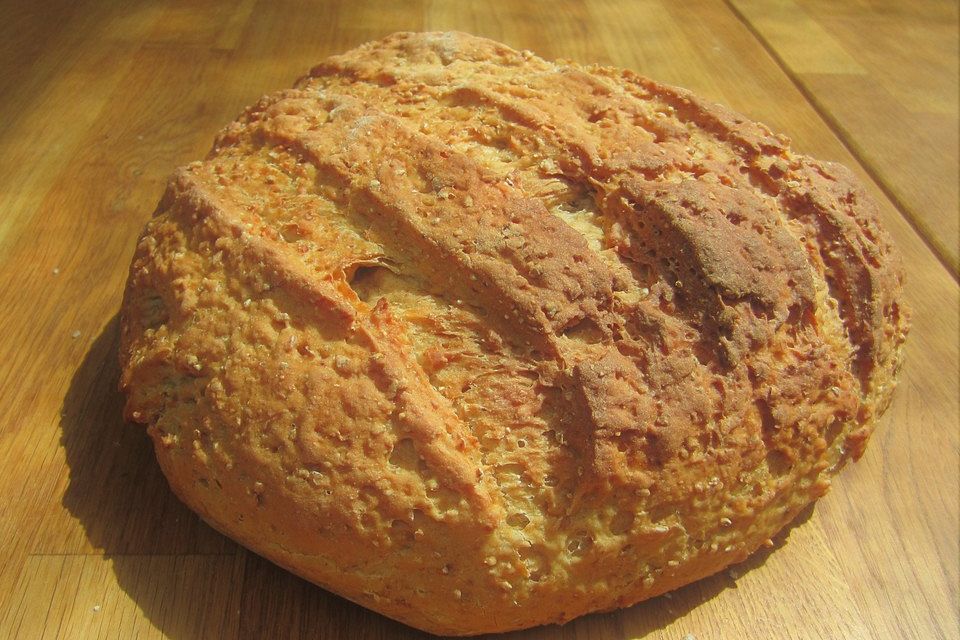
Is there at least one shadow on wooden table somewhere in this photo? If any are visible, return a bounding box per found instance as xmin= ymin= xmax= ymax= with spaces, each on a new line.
xmin=59 ymin=316 xmax=812 ymax=639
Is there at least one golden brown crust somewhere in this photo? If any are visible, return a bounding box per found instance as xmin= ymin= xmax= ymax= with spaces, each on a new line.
xmin=119 ymin=32 xmax=909 ymax=635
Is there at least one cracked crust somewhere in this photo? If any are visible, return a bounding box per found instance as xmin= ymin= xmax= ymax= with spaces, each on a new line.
xmin=119 ymin=32 xmax=909 ymax=635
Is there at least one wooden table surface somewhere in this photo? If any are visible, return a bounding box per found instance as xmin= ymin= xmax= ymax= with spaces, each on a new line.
xmin=0 ymin=1 xmax=956 ymax=638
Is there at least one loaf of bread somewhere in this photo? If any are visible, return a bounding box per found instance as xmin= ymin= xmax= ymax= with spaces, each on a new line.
xmin=119 ymin=32 xmax=908 ymax=635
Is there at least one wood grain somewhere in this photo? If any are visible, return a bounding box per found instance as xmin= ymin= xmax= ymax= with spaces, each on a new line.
xmin=0 ymin=1 xmax=956 ymax=639
xmin=729 ymin=0 xmax=960 ymax=274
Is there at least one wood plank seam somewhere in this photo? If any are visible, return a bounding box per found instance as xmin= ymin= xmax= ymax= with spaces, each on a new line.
xmin=721 ymin=0 xmax=959 ymax=283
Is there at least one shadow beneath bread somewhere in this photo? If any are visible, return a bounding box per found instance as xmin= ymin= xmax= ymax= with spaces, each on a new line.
xmin=60 ymin=316 xmax=814 ymax=640
xmin=59 ymin=316 xmax=432 ymax=639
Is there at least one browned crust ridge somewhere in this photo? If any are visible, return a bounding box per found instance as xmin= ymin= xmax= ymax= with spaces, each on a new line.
xmin=119 ymin=32 xmax=908 ymax=635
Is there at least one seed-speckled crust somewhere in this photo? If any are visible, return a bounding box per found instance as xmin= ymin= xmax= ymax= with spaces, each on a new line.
xmin=119 ymin=32 xmax=909 ymax=636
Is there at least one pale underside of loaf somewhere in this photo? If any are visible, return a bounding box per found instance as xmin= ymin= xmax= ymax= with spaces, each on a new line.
xmin=119 ymin=32 xmax=908 ymax=635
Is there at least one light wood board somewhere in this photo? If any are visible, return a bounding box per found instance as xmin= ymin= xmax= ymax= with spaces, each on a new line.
xmin=0 ymin=1 xmax=956 ymax=638
xmin=730 ymin=0 xmax=960 ymax=274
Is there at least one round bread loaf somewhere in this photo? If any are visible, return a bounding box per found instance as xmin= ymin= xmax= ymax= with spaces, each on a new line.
xmin=119 ymin=32 xmax=909 ymax=635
